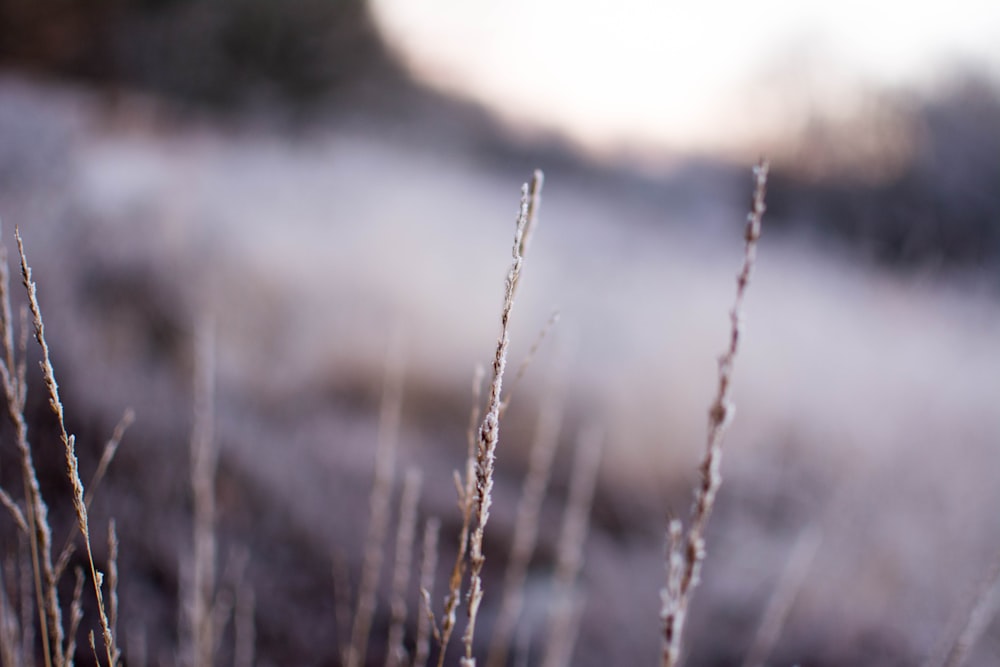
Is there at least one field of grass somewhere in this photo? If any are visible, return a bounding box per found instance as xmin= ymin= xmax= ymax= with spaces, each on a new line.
xmin=1 ymin=77 xmax=1000 ymax=667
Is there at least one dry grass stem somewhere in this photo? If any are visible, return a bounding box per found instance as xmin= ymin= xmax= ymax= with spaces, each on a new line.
xmin=500 ymin=310 xmax=560 ymax=416
xmin=385 ymin=469 xmax=422 ymax=667
xmin=660 ymin=160 xmax=768 ymax=667
xmin=190 ymin=320 xmax=217 ymax=667
xmin=208 ymin=528 xmax=252 ymax=660
xmin=0 ymin=225 xmax=15 ymax=392
xmin=62 ymin=568 xmax=85 ymax=667
xmin=462 ymin=174 xmax=540 ymax=666
xmin=487 ymin=362 xmax=567 ymax=667
xmin=19 ymin=226 xmax=123 ymax=666
xmin=512 ymin=619 xmax=532 ymax=667
xmin=85 ymin=412 xmax=135 ymax=510
xmin=233 ymin=565 xmax=256 ymax=667
xmin=55 ymin=410 xmax=133 ymax=582
xmin=541 ymin=598 xmax=585 ymax=667
xmin=514 ymin=170 xmax=544 ymax=293
xmin=347 ymin=340 xmax=405 ymax=667
xmin=0 ymin=559 xmax=22 ymax=667
xmin=332 ymin=550 xmax=353 ymax=666
xmin=0 ymin=228 xmax=61 ymax=667
xmin=20 ymin=228 xmax=99 ymax=666
xmin=742 ymin=523 xmax=823 ymax=667
xmin=935 ymin=555 xmax=1000 ymax=667
xmin=433 ymin=366 xmax=484 ymax=667
xmin=18 ymin=227 xmax=129 ymax=667
xmin=465 ymin=366 xmax=486 ymax=469
xmin=18 ymin=540 xmax=36 ymax=667
xmin=414 ymin=518 xmax=441 ymax=667
xmin=106 ymin=522 xmax=120 ymax=666
xmin=0 ymin=488 xmax=26 ymax=533
xmin=540 ymin=426 xmax=604 ymax=667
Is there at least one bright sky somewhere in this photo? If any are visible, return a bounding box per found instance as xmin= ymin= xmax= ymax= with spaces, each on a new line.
xmin=371 ymin=0 xmax=1000 ymax=158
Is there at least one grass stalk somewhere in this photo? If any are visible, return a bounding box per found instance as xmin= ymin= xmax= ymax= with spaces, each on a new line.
xmin=742 ymin=523 xmax=823 ymax=667
xmin=385 ymin=469 xmax=422 ymax=667
xmin=190 ymin=320 xmax=217 ymax=667
xmin=486 ymin=362 xmax=566 ymax=667
xmin=233 ymin=561 xmax=256 ymax=667
xmin=414 ymin=517 xmax=441 ymax=667
xmin=18 ymin=538 xmax=36 ymax=667
xmin=20 ymin=227 xmax=123 ymax=666
xmin=660 ymin=160 xmax=768 ymax=667
xmin=461 ymin=173 xmax=540 ymax=666
xmin=62 ymin=568 xmax=84 ymax=667
xmin=540 ymin=426 xmax=603 ymax=667
xmin=347 ymin=340 xmax=405 ymax=667
xmin=433 ymin=365 xmax=484 ymax=667
xmin=332 ymin=550 xmax=353 ymax=666
xmin=935 ymin=555 xmax=1000 ymax=667
xmin=106 ymin=522 xmax=120 ymax=667
xmin=0 ymin=227 xmax=61 ymax=667
xmin=0 ymin=558 xmax=21 ymax=667
xmin=55 ymin=411 xmax=134 ymax=581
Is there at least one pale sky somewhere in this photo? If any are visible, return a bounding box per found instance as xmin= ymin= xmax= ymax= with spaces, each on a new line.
xmin=371 ymin=0 xmax=1000 ymax=158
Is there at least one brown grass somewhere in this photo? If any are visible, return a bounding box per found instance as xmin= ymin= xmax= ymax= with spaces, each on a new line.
xmin=0 ymin=161 xmax=889 ymax=667
xmin=414 ymin=517 xmax=441 ymax=667
xmin=386 ymin=469 xmax=422 ymax=667
xmin=540 ymin=425 xmax=604 ymax=667
xmin=486 ymin=360 xmax=566 ymax=667
xmin=189 ymin=319 xmax=217 ymax=667
xmin=461 ymin=178 xmax=536 ymax=666
xmin=660 ymin=159 xmax=768 ymax=667
xmin=347 ymin=336 xmax=405 ymax=667
xmin=0 ymin=226 xmax=124 ymax=667
xmin=932 ymin=555 xmax=1000 ymax=667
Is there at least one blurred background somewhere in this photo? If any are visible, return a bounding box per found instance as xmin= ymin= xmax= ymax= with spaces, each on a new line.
xmin=1 ymin=1 xmax=1000 ymax=666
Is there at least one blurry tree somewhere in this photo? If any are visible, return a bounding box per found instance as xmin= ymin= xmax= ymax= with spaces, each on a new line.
xmin=768 ymin=73 xmax=1000 ymax=275
xmin=0 ymin=0 xmax=406 ymax=109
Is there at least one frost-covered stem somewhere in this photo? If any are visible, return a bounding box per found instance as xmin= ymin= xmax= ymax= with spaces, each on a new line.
xmin=414 ymin=518 xmax=441 ymax=667
xmin=347 ymin=340 xmax=404 ymax=667
xmin=660 ymin=160 xmax=768 ymax=667
xmin=385 ymin=469 xmax=422 ymax=667
xmin=461 ymin=173 xmax=541 ymax=666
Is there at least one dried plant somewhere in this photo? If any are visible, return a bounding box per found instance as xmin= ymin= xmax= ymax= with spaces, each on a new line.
xmin=414 ymin=518 xmax=441 ymax=667
xmin=0 ymin=226 xmax=132 ymax=667
xmin=55 ymin=411 xmax=133 ymax=581
xmin=931 ymin=554 xmax=1000 ymax=667
xmin=233 ymin=565 xmax=256 ymax=667
xmin=461 ymin=172 xmax=542 ymax=667
xmin=0 ymin=226 xmax=62 ymax=667
xmin=0 ymin=558 xmax=20 ymax=667
xmin=347 ymin=340 xmax=405 ymax=667
xmin=0 ymin=161 xmax=787 ymax=667
xmin=61 ymin=569 xmax=84 ymax=667
xmin=429 ymin=170 xmax=545 ymax=667
xmin=742 ymin=523 xmax=823 ymax=667
xmin=189 ymin=320 xmax=218 ymax=667
xmin=660 ymin=160 xmax=769 ymax=667
xmin=487 ymin=362 xmax=566 ymax=667
xmin=385 ymin=469 xmax=422 ymax=667
xmin=540 ymin=426 xmax=604 ymax=667
xmin=332 ymin=549 xmax=353 ymax=665
xmin=432 ymin=365 xmax=484 ymax=667
xmin=14 ymin=227 xmax=125 ymax=667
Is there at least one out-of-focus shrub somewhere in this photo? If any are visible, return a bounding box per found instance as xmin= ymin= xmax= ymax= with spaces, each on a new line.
xmin=768 ymin=73 xmax=1000 ymax=274
xmin=0 ymin=0 xmax=404 ymax=109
